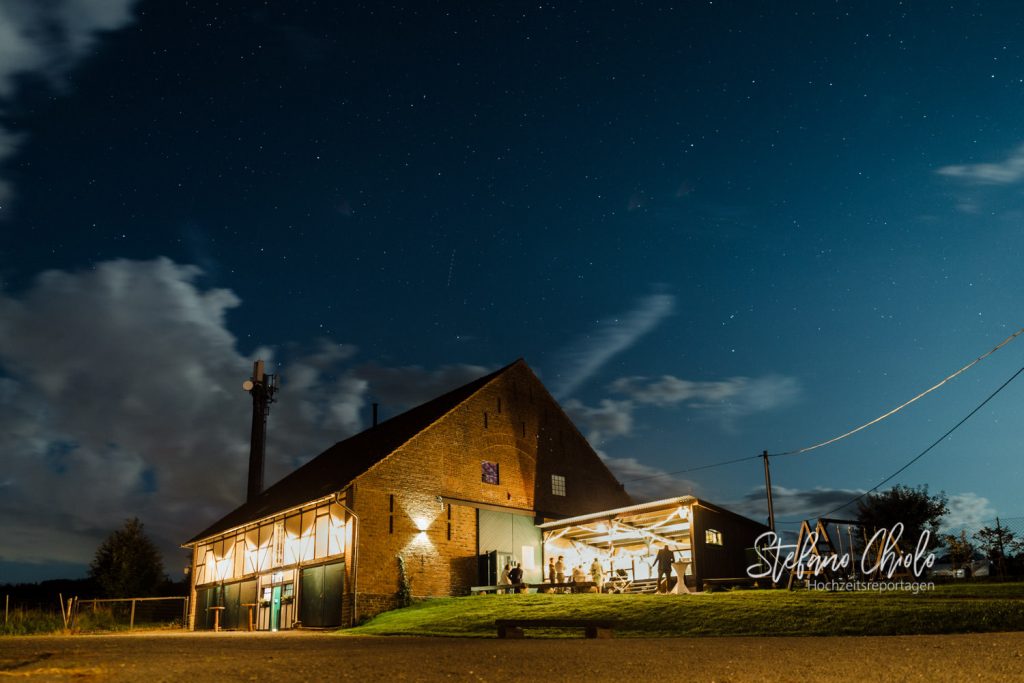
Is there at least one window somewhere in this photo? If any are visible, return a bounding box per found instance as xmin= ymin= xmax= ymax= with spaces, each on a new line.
xmin=551 ymin=474 xmax=566 ymax=496
xmin=481 ymin=461 xmax=500 ymax=485
xmin=705 ymin=529 xmax=723 ymax=546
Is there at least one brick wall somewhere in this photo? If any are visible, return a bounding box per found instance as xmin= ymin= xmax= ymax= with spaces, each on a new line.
xmin=349 ymin=361 xmax=632 ymax=620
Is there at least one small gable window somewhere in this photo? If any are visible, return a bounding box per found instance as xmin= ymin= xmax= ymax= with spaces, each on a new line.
xmin=481 ymin=461 xmax=500 ymax=485
xmin=705 ymin=529 xmax=723 ymax=546
xmin=551 ymin=474 xmax=566 ymax=497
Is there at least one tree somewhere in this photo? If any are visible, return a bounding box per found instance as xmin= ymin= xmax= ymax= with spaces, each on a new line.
xmin=395 ymin=554 xmax=412 ymax=608
xmin=89 ymin=518 xmax=166 ymax=598
xmin=856 ymin=484 xmax=948 ymax=551
xmin=974 ymin=519 xmax=1023 ymax=579
xmin=941 ymin=531 xmax=975 ymax=575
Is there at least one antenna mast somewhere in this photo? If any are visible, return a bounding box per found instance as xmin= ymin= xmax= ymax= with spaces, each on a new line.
xmin=243 ymin=359 xmax=279 ymax=503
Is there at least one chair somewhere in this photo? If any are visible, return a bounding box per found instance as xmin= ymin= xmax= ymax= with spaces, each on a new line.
xmin=606 ymin=569 xmax=632 ymax=594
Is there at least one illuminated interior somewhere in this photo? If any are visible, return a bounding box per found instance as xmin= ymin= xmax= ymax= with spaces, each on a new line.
xmin=539 ymin=496 xmax=697 ymax=584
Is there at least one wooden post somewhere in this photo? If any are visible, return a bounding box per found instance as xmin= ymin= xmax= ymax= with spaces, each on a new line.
xmin=4 ymin=594 xmax=8 ymax=626
xmin=762 ymin=450 xmax=775 ymax=532
xmin=130 ymin=599 xmax=136 ymax=630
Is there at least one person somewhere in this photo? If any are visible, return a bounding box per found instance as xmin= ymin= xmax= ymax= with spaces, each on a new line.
xmin=555 ymin=555 xmax=566 ymax=593
xmin=590 ymin=558 xmax=604 ymax=592
xmin=569 ymin=565 xmax=585 ymax=593
xmin=498 ymin=562 xmax=512 ymax=594
xmin=548 ymin=556 xmax=557 ymax=585
xmin=655 ymin=543 xmax=676 ymax=593
xmin=508 ymin=562 xmax=524 ymax=593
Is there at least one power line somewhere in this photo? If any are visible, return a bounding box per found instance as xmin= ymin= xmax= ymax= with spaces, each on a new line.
xmin=621 ymin=453 xmax=762 ymax=484
xmin=621 ymin=327 xmax=1023 ymax=489
xmin=817 ymin=364 xmax=1024 ymax=519
xmin=770 ymin=326 xmax=1024 ymax=458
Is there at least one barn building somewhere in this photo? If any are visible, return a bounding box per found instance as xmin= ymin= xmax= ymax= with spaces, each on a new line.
xmin=183 ymin=358 xmax=770 ymax=631
xmin=183 ymin=359 xmax=632 ymax=629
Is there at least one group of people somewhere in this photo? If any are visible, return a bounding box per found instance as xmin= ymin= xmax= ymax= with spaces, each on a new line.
xmin=496 ymin=544 xmax=680 ymax=594
xmin=496 ymin=561 xmax=525 ymax=593
xmin=548 ymin=555 xmax=605 ymax=591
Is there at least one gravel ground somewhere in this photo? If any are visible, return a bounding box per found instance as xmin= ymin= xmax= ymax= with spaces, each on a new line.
xmin=1 ymin=631 xmax=1023 ymax=682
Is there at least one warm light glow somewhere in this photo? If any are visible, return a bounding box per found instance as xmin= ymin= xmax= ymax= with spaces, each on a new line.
xmin=414 ymin=517 xmax=429 ymax=532
xmin=215 ymin=546 xmax=234 ymax=581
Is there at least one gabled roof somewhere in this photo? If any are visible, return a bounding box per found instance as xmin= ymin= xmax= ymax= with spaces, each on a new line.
xmin=186 ymin=359 xmax=520 ymax=544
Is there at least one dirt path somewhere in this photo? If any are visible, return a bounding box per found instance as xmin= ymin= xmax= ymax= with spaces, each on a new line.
xmin=1 ymin=631 xmax=1023 ymax=682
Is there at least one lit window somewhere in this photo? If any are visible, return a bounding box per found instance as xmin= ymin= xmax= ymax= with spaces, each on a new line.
xmin=705 ymin=529 xmax=723 ymax=546
xmin=551 ymin=474 xmax=566 ymax=496
xmin=482 ymin=461 xmax=499 ymax=485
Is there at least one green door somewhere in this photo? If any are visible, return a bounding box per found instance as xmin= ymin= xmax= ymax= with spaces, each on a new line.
xmin=195 ymin=587 xmax=214 ymax=630
xmin=300 ymin=562 xmax=344 ymax=627
xmin=300 ymin=565 xmax=323 ymax=626
xmin=322 ymin=562 xmax=344 ymax=627
xmin=223 ymin=582 xmax=241 ymax=630
xmin=270 ymin=585 xmax=282 ymax=632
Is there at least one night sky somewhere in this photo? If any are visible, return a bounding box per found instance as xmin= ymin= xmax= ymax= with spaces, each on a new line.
xmin=3 ymin=1 xmax=1024 ymax=583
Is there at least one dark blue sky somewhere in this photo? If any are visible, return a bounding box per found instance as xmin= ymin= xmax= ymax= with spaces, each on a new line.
xmin=2 ymin=1 xmax=1023 ymax=582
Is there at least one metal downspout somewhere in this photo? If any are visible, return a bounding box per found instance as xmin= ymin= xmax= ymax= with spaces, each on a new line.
xmin=334 ymin=491 xmax=359 ymax=626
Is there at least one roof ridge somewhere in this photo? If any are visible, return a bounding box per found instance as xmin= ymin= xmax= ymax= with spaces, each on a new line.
xmin=186 ymin=359 xmax=523 ymax=544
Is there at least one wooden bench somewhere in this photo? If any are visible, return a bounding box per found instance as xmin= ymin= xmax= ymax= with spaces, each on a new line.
xmin=495 ymin=618 xmax=617 ymax=639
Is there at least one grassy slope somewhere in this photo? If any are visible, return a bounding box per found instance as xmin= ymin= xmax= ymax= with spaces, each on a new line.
xmin=344 ymin=583 xmax=1024 ymax=638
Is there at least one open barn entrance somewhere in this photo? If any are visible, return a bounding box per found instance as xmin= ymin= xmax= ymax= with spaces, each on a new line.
xmin=539 ymin=497 xmax=696 ymax=594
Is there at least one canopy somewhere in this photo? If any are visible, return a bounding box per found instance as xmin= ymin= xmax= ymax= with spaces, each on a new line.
xmin=538 ymin=496 xmax=696 ymax=552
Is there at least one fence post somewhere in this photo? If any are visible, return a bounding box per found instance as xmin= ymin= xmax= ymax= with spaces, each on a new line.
xmin=129 ymin=599 xmax=136 ymax=630
xmin=4 ymin=594 xmax=8 ymax=626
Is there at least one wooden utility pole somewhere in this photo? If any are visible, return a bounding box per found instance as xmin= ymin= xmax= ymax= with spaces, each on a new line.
xmin=762 ymin=450 xmax=775 ymax=532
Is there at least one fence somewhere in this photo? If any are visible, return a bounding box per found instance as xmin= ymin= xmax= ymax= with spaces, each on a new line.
xmin=75 ymin=596 xmax=189 ymax=631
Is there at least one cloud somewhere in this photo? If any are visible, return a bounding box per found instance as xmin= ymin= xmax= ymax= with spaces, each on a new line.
xmin=598 ymin=454 xmax=699 ymax=503
xmin=941 ymin=492 xmax=997 ymax=532
xmin=563 ymin=398 xmax=634 ymax=447
xmin=611 ymin=373 xmax=801 ymax=422
xmin=936 ymin=144 xmax=1024 ymax=185
xmin=0 ymin=0 xmax=139 ymax=206
xmin=729 ymin=485 xmax=865 ymax=523
xmin=548 ymin=292 xmax=675 ymax=399
xmin=0 ymin=257 xmax=493 ymax=574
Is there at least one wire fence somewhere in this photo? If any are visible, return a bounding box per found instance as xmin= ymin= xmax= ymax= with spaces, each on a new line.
xmin=2 ymin=595 xmax=189 ymax=634
xmin=75 ymin=597 xmax=189 ymax=631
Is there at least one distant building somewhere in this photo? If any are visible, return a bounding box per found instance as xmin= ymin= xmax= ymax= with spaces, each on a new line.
xmin=184 ymin=359 xmax=632 ymax=629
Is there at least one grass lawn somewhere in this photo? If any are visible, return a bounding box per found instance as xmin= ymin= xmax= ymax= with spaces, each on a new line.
xmin=343 ymin=582 xmax=1024 ymax=638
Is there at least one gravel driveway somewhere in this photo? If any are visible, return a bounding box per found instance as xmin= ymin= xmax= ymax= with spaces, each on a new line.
xmin=2 ymin=631 xmax=1023 ymax=682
